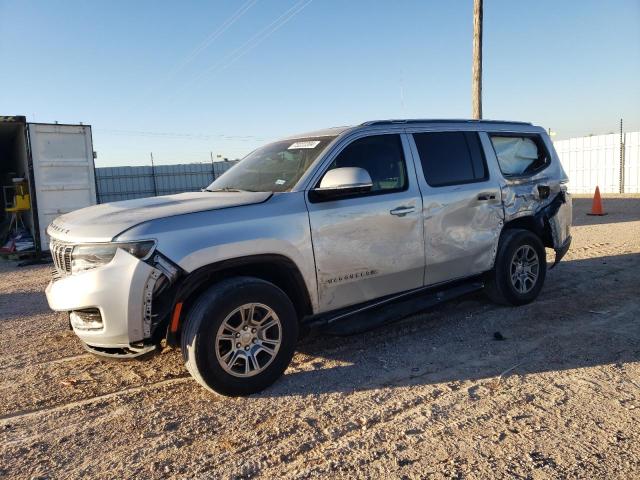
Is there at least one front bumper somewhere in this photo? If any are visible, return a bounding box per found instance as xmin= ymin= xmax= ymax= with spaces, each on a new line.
xmin=45 ymin=248 xmax=155 ymax=349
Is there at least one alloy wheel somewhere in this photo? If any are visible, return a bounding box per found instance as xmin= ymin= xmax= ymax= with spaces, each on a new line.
xmin=214 ymin=303 xmax=282 ymax=377
xmin=510 ymin=245 xmax=540 ymax=294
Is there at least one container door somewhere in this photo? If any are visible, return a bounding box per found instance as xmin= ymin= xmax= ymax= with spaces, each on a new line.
xmin=28 ymin=123 xmax=97 ymax=250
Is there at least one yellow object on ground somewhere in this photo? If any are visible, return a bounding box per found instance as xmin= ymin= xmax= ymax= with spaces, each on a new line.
xmin=6 ymin=193 xmax=30 ymax=212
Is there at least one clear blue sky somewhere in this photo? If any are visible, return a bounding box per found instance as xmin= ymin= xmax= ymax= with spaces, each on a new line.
xmin=1 ymin=0 xmax=638 ymax=166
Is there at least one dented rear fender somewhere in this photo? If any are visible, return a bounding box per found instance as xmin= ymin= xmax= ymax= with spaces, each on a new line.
xmin=501 ymin=179 xmax=572 ymax=268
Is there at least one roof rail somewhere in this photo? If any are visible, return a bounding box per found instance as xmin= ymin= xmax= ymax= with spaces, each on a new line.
xmin=360 ymin=119 xmax=532 ymax=127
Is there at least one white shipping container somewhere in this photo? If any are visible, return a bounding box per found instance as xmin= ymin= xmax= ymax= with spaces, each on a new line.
xmin=28 ymin=123 xmax=97 ymax=249
xmin=0 ymin=117 xmax=97 ymax=253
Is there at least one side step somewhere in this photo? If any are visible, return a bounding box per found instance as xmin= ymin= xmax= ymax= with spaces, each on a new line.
xmin=320 ymin=281 xmax=484 ymax=336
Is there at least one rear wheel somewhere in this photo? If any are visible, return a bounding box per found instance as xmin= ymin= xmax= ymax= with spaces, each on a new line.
xmin=485 ymin=229 xmax=547 ymax=306
xmin=181 ymin=277 xmax=298 ymax=396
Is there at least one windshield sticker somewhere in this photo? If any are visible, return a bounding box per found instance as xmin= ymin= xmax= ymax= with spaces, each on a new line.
xmin=275 ymin=179 xmax=286 ymax=185
xmin=288 ymin=140 xmax=321 ymax=150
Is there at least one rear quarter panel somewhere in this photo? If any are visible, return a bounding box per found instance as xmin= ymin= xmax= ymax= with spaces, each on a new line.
xmin=487 ymin=128 xmax=573 ymax=252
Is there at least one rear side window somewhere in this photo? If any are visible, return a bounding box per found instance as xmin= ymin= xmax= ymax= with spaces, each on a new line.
xmin=489 ymin=135 xmax=549 ymax=176
xmin=413 ymin=131 xmax=487 ymax=187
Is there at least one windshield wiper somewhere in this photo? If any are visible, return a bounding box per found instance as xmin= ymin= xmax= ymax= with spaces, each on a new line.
xmin=204 ymin=187 xmax=264 ymax=193
xmin=205 ymin=187 xmax=247 ymax=192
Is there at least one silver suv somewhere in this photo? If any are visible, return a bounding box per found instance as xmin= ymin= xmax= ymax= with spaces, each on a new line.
xmin=46 ymin=119 xmax=572 ymax=396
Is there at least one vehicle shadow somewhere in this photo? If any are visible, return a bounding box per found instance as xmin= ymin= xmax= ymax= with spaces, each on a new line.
xmin=0 ymin=290 xmax=52 ymax=320
xmin=572 ymin=197 xmax=640 ymax=226
xmin=260 ymin=252 xmax=640 ymax=398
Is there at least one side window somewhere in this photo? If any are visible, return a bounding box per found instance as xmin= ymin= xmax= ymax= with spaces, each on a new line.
xmin=326 ymin=134 xmax=407 ymax=193
xmin=489 ymin=134 xmax=549 ymax=176
xmin=413 ymin=131 xmax=487 ymax=187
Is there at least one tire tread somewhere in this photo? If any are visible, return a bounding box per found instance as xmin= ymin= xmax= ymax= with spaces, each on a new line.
xmin=484 ymin=229 xmax=547 ymax=306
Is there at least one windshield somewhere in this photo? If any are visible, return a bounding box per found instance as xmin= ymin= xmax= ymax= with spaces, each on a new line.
xmin=207 ymin=136 xmax=336 ymax=192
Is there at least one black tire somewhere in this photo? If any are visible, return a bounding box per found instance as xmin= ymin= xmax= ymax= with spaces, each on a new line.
xmin=181 ymin=277 xmax=299 ymax=396
xmin=484 ymin=229 xmax=547 ymax=306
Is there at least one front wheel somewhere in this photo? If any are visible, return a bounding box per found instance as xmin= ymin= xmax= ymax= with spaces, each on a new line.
xmin=484 ymin=229 xmax=547 ymax=306
xmin=181 ymin=277 xmax=299 ymax=396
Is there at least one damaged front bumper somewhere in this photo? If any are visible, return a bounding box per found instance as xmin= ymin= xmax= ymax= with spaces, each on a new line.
xmin=45 ymin=248 xmax=178 ymax=357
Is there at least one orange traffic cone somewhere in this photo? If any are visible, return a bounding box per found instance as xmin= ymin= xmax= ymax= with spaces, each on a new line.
xmin=587 ymin=186 xmax=607 ymax=216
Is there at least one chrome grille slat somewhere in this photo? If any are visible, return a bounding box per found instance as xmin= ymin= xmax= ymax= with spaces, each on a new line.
xmin=50 ymin=240 xmax=73 ymax=277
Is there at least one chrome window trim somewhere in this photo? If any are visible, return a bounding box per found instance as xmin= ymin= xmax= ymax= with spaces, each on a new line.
xmin=294 ymin=123 xmax=546 ymax=193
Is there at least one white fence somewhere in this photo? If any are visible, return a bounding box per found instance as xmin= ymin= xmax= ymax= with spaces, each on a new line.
xmin=553 ymin=131 xmax=640 ymax=194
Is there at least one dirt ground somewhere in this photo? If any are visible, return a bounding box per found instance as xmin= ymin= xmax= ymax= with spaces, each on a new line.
xmin=0 ymin=195 xmax=639 ymax=479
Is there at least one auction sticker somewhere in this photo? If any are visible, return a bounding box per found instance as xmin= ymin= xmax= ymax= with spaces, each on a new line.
xmin=288 ymin=140 xmax=320 ymax=149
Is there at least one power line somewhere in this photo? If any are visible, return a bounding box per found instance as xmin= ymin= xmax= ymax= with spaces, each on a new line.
xmin=94 ymin=128 xmax=268 ymax=142
xmin=164 ymin=0 xmax=259 ymax=81
xmin=130 ymin=0 xmax=258 ymax=112
xmin=216 ymin=0 xmax=313 ymax=72
xmin=166 ymin=0 xmax=313 ymax=102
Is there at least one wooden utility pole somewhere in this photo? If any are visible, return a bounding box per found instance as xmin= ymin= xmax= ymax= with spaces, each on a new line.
xmin=472 ymin=0 xmax=483 ymax=119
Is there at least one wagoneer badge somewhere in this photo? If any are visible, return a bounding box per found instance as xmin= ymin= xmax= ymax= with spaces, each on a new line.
xmin=325 ymin=270 xmax=379 ymax=285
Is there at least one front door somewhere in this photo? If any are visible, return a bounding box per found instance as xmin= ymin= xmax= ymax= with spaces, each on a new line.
xmin=306 ymin=133 xmax=425 ymax=312
xmin=408 ymin=130 xmax=504 ymax=285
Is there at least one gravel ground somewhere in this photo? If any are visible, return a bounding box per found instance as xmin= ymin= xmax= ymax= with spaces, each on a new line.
xmin=0 ymin=195 xmax=639 ymax=479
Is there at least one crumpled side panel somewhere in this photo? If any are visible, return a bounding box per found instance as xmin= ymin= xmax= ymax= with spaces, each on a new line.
xmin=548 ymin=193 xmax=572 ymax=250
xmin=501 ymin=180 xmax=558 ymax=223
xmin=501 ymin=174 xmax=572 ymax=265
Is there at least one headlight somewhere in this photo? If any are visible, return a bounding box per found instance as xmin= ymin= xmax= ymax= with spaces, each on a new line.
xmin=71 ymin=241 xmax=155 ymax=274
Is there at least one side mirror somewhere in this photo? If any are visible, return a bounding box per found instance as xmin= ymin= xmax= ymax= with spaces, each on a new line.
xmin=310 ymin=167 xmax=373 ymax=201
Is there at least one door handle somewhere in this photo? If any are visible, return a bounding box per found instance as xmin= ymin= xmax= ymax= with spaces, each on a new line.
xmin=477 ymin=193 xmax=496 ymax=201
xmin=390 ymin=206 xmax=415 ymax=216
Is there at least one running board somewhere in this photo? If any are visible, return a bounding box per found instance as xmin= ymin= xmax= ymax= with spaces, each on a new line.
xmin=313 ymin=280 xmax=484 ymax=336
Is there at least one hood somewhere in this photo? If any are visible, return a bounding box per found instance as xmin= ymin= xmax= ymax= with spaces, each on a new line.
xmin=47 ymin=191 xmax=272 ymax=243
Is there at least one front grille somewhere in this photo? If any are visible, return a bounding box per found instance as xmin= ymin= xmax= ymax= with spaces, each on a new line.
xmin=50 ymin=240 xmax=74 ymax=277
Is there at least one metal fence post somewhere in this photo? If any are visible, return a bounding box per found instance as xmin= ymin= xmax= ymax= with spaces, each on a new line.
xmin=150 ymin=152 xmax=158 ymax=197
xmin=210 ymin=151 xmax=215 ymax=183
xmin=619 ymin=119 xmax=625 ymax=194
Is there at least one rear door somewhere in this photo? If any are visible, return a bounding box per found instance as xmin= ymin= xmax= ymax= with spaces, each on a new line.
xmin=28 ymin=123 xmax=97 ymax=250
xmin=408 ymin=130 xmax=504 ymax=285
xmin=306 ymin=133 xmax=425 ymax=312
